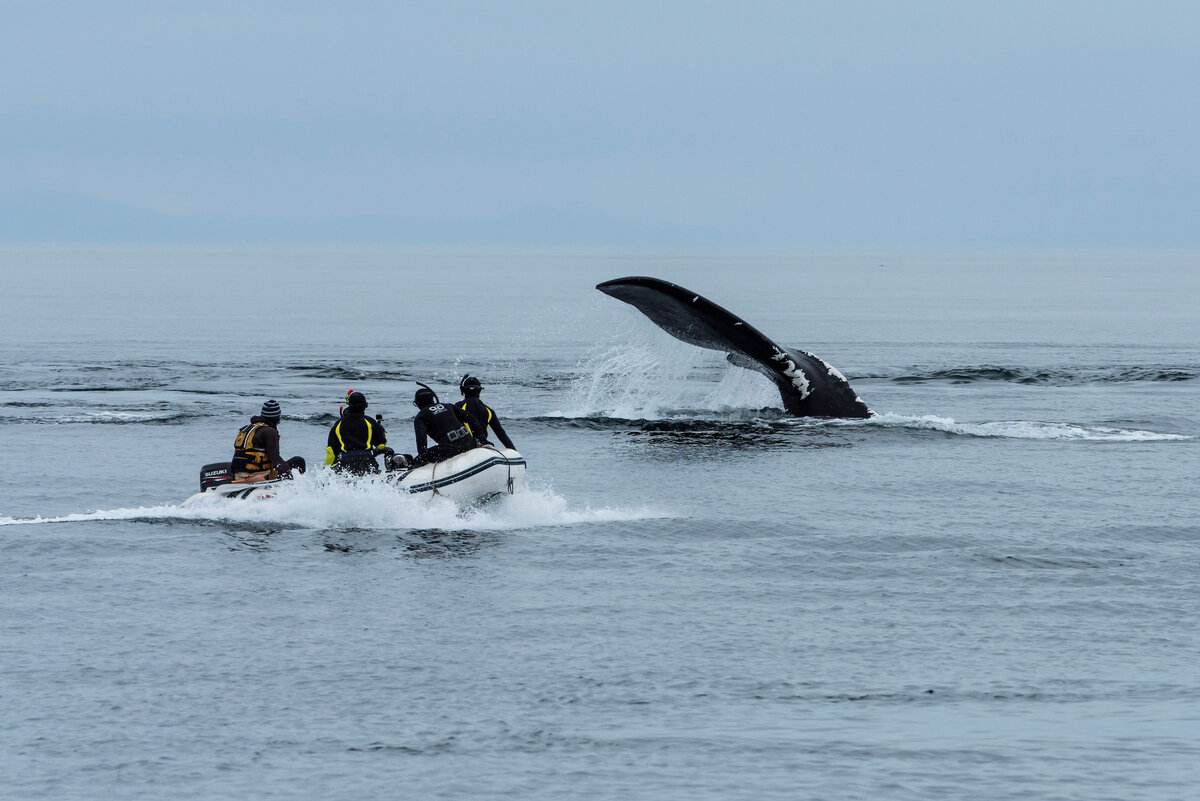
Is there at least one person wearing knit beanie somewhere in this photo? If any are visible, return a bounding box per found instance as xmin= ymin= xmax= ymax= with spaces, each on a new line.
xmin=230 ymin=399 xmax=306 ymax=482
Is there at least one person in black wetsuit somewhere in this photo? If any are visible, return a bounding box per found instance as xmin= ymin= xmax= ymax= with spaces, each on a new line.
xmin=455 ymin=374 xmax=516 ymax=451
xmin=326 ymin=389 xmax=391 ymax=475
xmin=412 ymin=385 xmax=484 ymax=466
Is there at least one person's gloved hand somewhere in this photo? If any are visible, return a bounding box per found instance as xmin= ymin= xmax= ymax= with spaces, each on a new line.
xmin=288 ymin=456 xmax=307 ymax=475
xmin=380 ymin=447 xmax=395 ymax=457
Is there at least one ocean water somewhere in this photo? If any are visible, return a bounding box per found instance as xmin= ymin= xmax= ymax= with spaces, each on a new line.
xmin=1 ymin=247 xmax=1198 ymax=800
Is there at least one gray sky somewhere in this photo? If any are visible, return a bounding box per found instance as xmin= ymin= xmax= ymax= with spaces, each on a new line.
xmin=2 ymin=1 xmax=1197 ymax=247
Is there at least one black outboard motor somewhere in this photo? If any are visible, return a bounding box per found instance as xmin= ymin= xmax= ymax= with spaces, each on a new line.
xmin=200 ymin=462 xmax=233 ymax=492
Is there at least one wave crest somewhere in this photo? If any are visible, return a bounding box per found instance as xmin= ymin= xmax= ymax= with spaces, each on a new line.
xmin=854 ymin=413 xmax=1191 ymax=441
xmin=889 ymin=365 xmax=1200 ymax=385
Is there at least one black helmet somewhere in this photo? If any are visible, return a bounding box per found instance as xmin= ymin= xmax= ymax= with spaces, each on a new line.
xmin=413 ymin=382 xmax=438 ymax=408
xmin=460 ymin=374 xmax=482 ymax=395
xmin=345 ymin=389 xmax=367 ymax=410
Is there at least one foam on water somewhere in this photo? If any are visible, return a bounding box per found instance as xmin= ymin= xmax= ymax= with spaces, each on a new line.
xmin=0 ymin=473 xmax=675 ymax=531
xmin=846 ymin=412 xmax=1192 ymax=441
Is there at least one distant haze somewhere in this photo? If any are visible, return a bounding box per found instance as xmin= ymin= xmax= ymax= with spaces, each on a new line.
xmin=2 ymin=2 xmax=1197 ymax=247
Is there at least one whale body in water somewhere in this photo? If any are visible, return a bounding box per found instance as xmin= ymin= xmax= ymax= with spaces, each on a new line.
xmin=596 ymin=276 xmax=872 ymax=419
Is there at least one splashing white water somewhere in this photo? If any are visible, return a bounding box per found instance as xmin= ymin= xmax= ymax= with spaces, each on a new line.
xmin=846 ymin=413 xmax=1191 ymax=441
xmin=0 ymin=472 xmax=675 ymax=530
xmin=698 ymin=365 xmax=780 ymax=413
xmin=553 ymin=331 xmax=778 ymax=419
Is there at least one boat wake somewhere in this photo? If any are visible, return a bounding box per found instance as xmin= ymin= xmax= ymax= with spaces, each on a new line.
xmin=0 ymin=475 xmax=674 ymax=532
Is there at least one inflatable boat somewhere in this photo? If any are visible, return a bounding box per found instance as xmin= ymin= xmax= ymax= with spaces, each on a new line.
xmin=185 ymin=447 xmax=526 ymax=506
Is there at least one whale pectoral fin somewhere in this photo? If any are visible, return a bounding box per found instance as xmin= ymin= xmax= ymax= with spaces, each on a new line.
xmin=778 ymin=347 xmax=872 ymax=418
xmin=597 ymin=276 xmax=871 ymax=418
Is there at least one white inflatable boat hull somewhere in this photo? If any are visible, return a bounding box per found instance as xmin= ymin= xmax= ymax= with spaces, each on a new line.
xmin=390 ymin=447 xmax=526 ymax=504
xmin=184 ymin=447 xmax=525 ymax=506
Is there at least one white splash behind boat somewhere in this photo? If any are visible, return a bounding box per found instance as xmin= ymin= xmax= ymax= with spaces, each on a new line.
xmin=184 ymin=447 xmax=526 ymax=506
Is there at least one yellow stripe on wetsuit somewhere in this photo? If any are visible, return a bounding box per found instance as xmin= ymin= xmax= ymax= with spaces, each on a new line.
xmin=334 ymin=418 xmax=375 ymax=450
xmin=326 ymin=419 xmax=378 ymax=465
xmin=457 ymin=402 xmax=491 ymax=436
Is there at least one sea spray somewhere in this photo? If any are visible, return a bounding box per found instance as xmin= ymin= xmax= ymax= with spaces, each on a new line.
xmin=556 ymin=329 xmax=779 ymax=420
xmin=0 ymin=473 xmax=676 ymax=531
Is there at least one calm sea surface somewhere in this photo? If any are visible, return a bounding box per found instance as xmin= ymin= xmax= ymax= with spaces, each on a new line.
xmin=1 ymin=247 xmax=1198 ymax=800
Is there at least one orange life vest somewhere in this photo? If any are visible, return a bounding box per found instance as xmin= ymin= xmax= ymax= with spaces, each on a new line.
xmin=232 ymin=422 xmax=272 ymax=474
